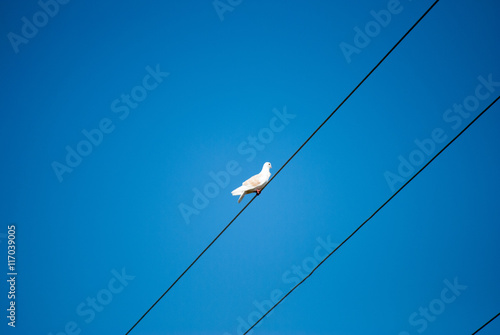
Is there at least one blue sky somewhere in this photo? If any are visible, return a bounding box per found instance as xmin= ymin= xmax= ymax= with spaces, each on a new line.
xmin=1 ymin=0 xmax=499 ymax=334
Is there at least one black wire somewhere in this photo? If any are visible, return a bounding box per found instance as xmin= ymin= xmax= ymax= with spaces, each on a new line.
xmin=126 ymin=0 xmax=442 ymax=333
xmin=124 ymin=196 xmax=259 ymax=334
xmin=243 ymin=95 xmax=500 ymax=334
xmin=472 ymin=312 xmax=500 ymax=334
xmin=261 ymin=0 xmax=440 ymax=192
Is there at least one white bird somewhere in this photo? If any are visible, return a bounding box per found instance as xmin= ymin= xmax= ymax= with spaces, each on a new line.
xmin=231 ymin=162 xmax=272 ymax=203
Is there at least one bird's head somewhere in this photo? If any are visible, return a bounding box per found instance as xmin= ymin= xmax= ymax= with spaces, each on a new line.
xmin=264 ymin=162 xmax=272 ymax=170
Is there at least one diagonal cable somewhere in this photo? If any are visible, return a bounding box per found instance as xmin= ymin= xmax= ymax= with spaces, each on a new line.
xmin=472 ymin=311 xmax=500 ymax=334
xmin=125 ymin=1 xmax=440 ymax=333
xmin=124 ymin=196 xmax=260 ymax=334
xmin=243 ymin=95 xmax=500 ymax=334
xmin=260 ymin=0 xmax=440 ymax=192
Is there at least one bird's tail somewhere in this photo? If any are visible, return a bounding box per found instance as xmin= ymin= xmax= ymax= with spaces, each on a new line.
xmin=231 ymin=185 xmax=247 ymax=196
xmin=238 ymin=192 xmax=246 ymax=203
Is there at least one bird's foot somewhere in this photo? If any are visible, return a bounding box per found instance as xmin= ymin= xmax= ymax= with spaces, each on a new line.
xmin=256 ymin=189 xmax=261 ymax=195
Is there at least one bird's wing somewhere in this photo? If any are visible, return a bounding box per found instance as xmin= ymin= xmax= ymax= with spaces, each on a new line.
xmin=242 ymin=173 xmax=263 ymax=187
xmin=232 ymin=173 xmax=262 ymax=195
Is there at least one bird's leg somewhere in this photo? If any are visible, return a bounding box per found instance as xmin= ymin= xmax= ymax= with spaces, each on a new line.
xmin=256 ymin=189 xmax=261 ymax=195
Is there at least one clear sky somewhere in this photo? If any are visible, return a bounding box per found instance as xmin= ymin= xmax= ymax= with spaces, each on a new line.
xmin=1 ymin=0 xmax=499 ymax=334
